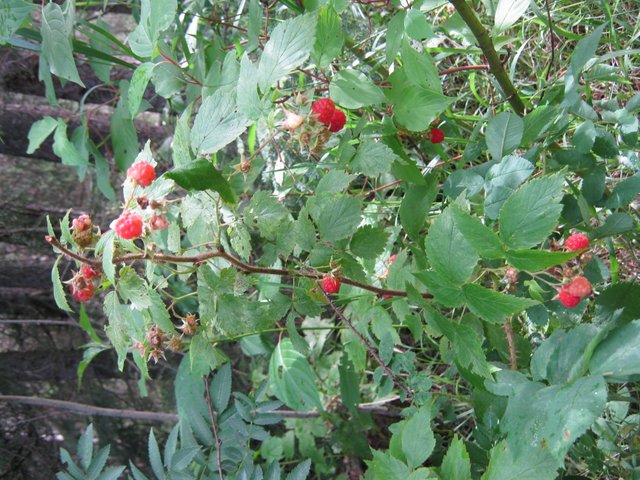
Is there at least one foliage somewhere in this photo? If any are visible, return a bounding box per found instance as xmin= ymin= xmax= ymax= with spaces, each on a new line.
xmin=3 ymin=0 xmax=640 ymax=478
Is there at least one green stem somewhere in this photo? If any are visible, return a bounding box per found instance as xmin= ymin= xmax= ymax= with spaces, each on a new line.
xmin=448 ymin=0 xmax=526 ymax=116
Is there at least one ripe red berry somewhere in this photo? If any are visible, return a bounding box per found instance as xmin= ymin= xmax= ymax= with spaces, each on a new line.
xmin=311 ymin=98 xmax=336 ymax=126
xmin=328 ymin=109 xmax=346 ymax=132
xmin=70 ymin=278 xmax=94 ymax=303
xmin=566 ymin=275 xmax=592 ymax=298
xmin=389 ymin=254 xmax=398 ymax=264
xmin=321 ymin=276 xmax=341 ymax=294
xmin=112 ymin=212 xmax=144 ymax=240
xmin=429 ymin=127 xmax=445 ymax=144
xmin=558 ymin=287 xmax=581 ymax=308
xmin=81 ymin=264 xmax=99 ymax=281
xmin=127 ymin=161 xmax=156 ymax=187
xmin=72 ymin=214 xmax=92 ymax=232
xmin=565 ymin=233 xmax=590 ymax=251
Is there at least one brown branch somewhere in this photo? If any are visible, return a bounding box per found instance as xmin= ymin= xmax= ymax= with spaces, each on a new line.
xmin=503 ymin=317 xmax=518 ymax=369
xmin=438 ymin=64 xmax=489 ymax=76
xmin=45 ymin=236 xmax=433 ymax=300
xmin=321 ymin=289 xmax=413 ymax=399
xmin=203 ymin=376 xmax=224 ymax=480
xmin=0 ymin=395 xmax=178 ymax=422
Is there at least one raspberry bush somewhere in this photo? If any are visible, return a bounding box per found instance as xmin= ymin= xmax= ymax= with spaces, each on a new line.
xmin=6 ymin=0 xmax=640 ymax=478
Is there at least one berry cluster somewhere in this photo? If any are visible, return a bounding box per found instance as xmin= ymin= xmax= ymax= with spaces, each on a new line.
xmin=112 ymin=212 xmax=144 ymax=240
xmin=311 ymin=98 xmax=347 ymax=133
xmin=428 ymin=127 xmax=445 ymax=144
xmin=558 ymin=275 xmax=592 ymax=308
xmin=565 ymin=233 xmax=590 ymax=251
xmin=69 ymin=264 xmax=101 ymax=303
xmin=72 ymin=214 xmax=94 ymax=247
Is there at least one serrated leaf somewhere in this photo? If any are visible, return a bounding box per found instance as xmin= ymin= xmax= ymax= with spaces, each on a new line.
xmin=573 ymin=120 xmax=596 ymax=153
xmin=590 ymin=212 xmax=634 ymax=238
xmin=481 ymin=441 xmax=558 ymax=480
xmin=77 ymin=424 xmax=94 ymax=471
xmin=87 ymin=445 xmax=110 ymax=480
xmin=570 ymin=24 xmax=606 ymax=76
xmin=285 ymin=458 xmax=312 ymax=480
xmin=499 ymin=173 xmax=565 ymax=249
xmin=329 ymin=69 xmax=386 ymax=109
xmin=350 ymin=140 xmax=396 ymax=177
xmin=401 ymin=406 xmax=435 ymax=469
xmin=388 ymin=76 xmax=455 ymax=131
xmin=128 ymin=0 xmax=177 ymax=57
xmin=486 ymin=112 xmax=524 ymax=161
xmin=237 ymin=53 xmax=262 ymax=120
xmin=350 ymin=225 xmax=389 ymax=259
xmin=500 ymin=375 xmax=607 ymax=465
xmin=0 ymin=0 xmax=33 ymax=44
xmin=53 ymin=120 xmax=89 ymax=167
xmin=316 ymin=170 xmax=356 ymax=194
xmin=269 ymin=339 xmax=322 ymax=412
xmin=27 ymin=116 xmax=57 ymax=154
xmin=368 ymin=449 xmax=411 ymax=479
xmin=164 ymin=159 xmax=236 ymax=203
xmin=463 ymin=284 xmax=538 ymax=324
xmin=211 ymin=362 xmax=232 ymax=412
xmin=258 ymin=14 xmax=317 ymax=91
xmin=505 ymin=249 xmax=580 ymax=271
xmin=440 ymin=436 xmax=471 ymax=480
xmin=451 ymin=206 xmax=505 ymax=259
xmin=605 ymin=174 xmax=640 ymax=209
xmin=148 ymin=429 xmax=164 ymax=480
xmin=111 ymin=80 xmax=138 ymax=171
xmin=189 ymin=333 xmax=221 ymax=377
xmin=190 ymin=90 xmax=250 ymax=155
xmin=128 ymin=62 xmax=154 ymax=117
xmin=95 ymin=467 xmax=126 ymax=480
xmin=483 ymin=155 xmax=534 ymax=219
xmin=312 ymin=195 xmax=362 ymax=243
xmin=117 ymin=269 xmax=151 ymax=310
xmin=494 ymin=0 xmax=531 ymax=32
xmin=414 ymin=270 xmax=464 ymax=308
xmin=103 ymin=292 xmax=132 ymax=370
xmin=41 ymin=3 xmax=83 ymax=86
xmin=52 ymin=256 xmax=72 ymax=312
xmin=590 ymin=320 xmax=640 ymax=378
xmin=312 ymin=6 xmax=344 ymax=68
xmin=400 ymin=178 xmax=438 ymax=242
xmin=425 ymin=207 xmax=478 ymax=285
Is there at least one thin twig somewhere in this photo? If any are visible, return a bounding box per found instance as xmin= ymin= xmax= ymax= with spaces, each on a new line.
xmin=544 ymin=0 xmax=556 ymax=81
xmin=503 ymin=317 xmax=518 ymax=370
xmin=0 ymin=395 xmax=178 ymax=422
xmin=0 ymin=319 xmax=80 ymax=327
xmin=203 ymin=376 xmax=224 ymax=479
xmin=439 ymin=64 xmax=489 ymax=76
xmin=321 ymin=289 xmax=412 ymax=399
xmin=45 ymin=236 xmax=433 ymax=300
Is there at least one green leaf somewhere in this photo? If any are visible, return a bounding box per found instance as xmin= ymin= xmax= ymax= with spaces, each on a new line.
xmin=590 ymin=212 xmax=634 ymax=238
xmin=0 ymin=0 xmax=33 ymax=44
xmin=285 ymin=458 xmax=312 ymax=480
xmin=210 ymin=362 xmax=232 ymax=412
xmin=27 ymin=116 xmax=57 ymax=154
xmin=400 ymin=40 xmax=440 ymax=92
xmin=41 ymin=3 xmax=84 ymax=86
xmin=312 ymin=6 xmax=344 ymax=68
xmin=164 ymin=159 xmax=236 ymax=203
xmin=110 ymin=81 xmax=138 ymax=171
xmin=53 ymin=120 xmax=89 ymax=167
xmin=128 ymin=0 xmax=177 ymax=57
xmin=350 ymin=140 xmax=396 ymax=177
xmin=505 ymin=249 xmax=580 ymax=272
xmin=570 ymin=24 xmax=606 ymax=76
xmin=605 ymin=174 xmax=640 ymax=209
xmin=87 ymin=445 xmax=110 ymax=480
xmin=245 ymin=190 xmax=289 ymax=238
xmin=95 ymin=231 xmax=115 ymax=284
xmin=52 ymin=256 xmax=72 ymax=312
xmin=400 ymin=178 xmax=438 ymax=242
xmin=462 ymin=284 xmax=538 ymax=324
xmin=148 ymin=429 xmax=164 ymax=480
xmin=117 ymin=269 xmax=151 ymax=310
xmin=329 ymin=69 xmax=386 ymax=109
xmin=128 ymin=62 xmax=154 ymax=117
xmin=531 ymin=324 xmax=601 ymax=384
xmin=440 ymin=436 xmax=471 ymax=480
xmin=425 ymin=207 xmax=478 ymax=285
xmin=237 ymin=53 xmax=262 ymax=120
xmin=494 ymin=0 xmax=531 ymax=32
xmin=269 ymin=338 xmax=323 ymax=412
xmin=77 ymin=423 xmax=94 ymax=470
xmin=316 ymin=170 xmax=356 ymax=194
xmin=350 ymin=225 xmax=389 ymax=260
xmin=500 ymin=375 xmax=607 ymax=465
xmin=401 ymin=406 xmax=435 ymax=469
xmin=190 ymin=90 xmax=250 ymax=155
xmin=595 ymin=282 xmax=640 ymax=324
xmin=591 ymin=320 xmax=640 ymax=378
xmin=521 ymin=105 xmax=561 ymax=145
xmin=499 ymin=173 xmax=565 ymax=249
xmin=451 ymin=206 xmax=505 ymax=259
xmin=189 ymin=333 xmax=221 ymax=377
xmin=103 ymin=292 xmax=133 ymax=370
xmin=404 ymin=9 xmax=434 ymax=41
xmin=573 ymin=120 xmax=596 ymax=153
xmin=425 ymin=306 xmax=492 ymax=378
xmin=414 ymin=270 xmax=464 ymax=308
xmin=257 ymin=14 xmax=317 ymax=91
xmin=368 ymin=450 xmax=411 ymax=479
xmin=484 ymin=155 xmax=534 ymax=219
xmin=312 ymin=195 xmax=362 ymax=243
xmin=339 ymin=354 xmax=360 ymax=416
xmin=486 ymin=112 xmax=524 ymax=161
xmin=385 ymin=11 xmax=406 ymax=64
xmin=481 ymin=441 xmax=558 ymax=480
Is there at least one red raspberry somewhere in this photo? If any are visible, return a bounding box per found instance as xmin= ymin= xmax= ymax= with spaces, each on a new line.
xmin=127 ymin=161 xmax=156 ymax=187
xmin=558 ymin=287 xmax=581 ymax=308
xmin=565 ymin=233 xmax=590 ymax=251
xmin=328 ymin=109 xmax=346 ymax=132
xmin=112 ymin=213 xmax=144 ymax=240
xmin=70 ymin=277 xmax=94 ymax=303
xmin=429 ymin=127 xmax=445 ymax=144
xmin=566 ymin=275 xmax=592 ymax=298
xmin=311 ymin=98 xmax=336 ymax=126
xmin=81 ymin=264 xmax=99 ymax=281
xmin=389 ymin=254 xmax=398 ymax=264
xmin=72 ymin=214 xmax=92 ymax=232
xmin=321 ymin=276 xmax=341 ymax=294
